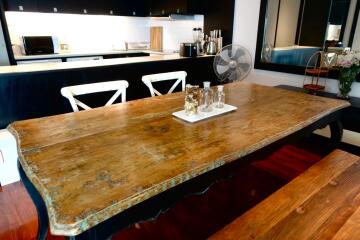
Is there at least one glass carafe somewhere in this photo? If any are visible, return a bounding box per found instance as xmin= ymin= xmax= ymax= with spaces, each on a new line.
xmin=200 ymin=82 xmax=214 ymax=112
xmin=214 ymin=85 xmax=225 ymax=108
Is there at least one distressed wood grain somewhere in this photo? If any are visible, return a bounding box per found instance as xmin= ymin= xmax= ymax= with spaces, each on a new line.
xmin=8 ymin=82 xmax=350 ymax=236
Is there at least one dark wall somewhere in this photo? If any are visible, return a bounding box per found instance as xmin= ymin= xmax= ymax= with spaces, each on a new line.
xmin=0 ymin=57 xmax=216 ymax=128
xmin=298 ymin=0 xmax=332 ymax=47
xmin=189 ymin=0 xmax=235 ymax=46
xmin=329 ymin=0 xmax=351 ymax=25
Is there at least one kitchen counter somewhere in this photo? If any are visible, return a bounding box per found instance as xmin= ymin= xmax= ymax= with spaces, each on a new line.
xmin=14 ymin=50 xmax=178 ymax=61
xmin=0 ymin=54 xmax=216 ymax=128
xmin=0 ymin=54 xmax=213 ymax=75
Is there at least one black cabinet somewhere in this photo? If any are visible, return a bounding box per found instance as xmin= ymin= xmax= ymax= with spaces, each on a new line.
xmin=3 ymin=0 xmax=146 ymax=16
xmin=2 ymin=0 xmax=216 ymax=16
xmin=100 ymin=0 xmax=146 ymax=16
xmin=4 ymin=0 xmax=97 ymax=14
xmin=146 ymin=0 xmax=189 ymax=16
xmin=37 ymin=0 xmax=82 ymax=14
xmin=102 ymin=0 xmax=126 ymax=16
xmin=3 ymin=0 xmax=38 ymax=12
xmin=124 ymin=0 xmax=146 ymax=16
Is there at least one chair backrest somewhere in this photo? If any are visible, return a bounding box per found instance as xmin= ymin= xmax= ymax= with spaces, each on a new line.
xmin=142 ymin=71 xmax=187 ymax=97
xmin=61 ymin=80 xmax=129 ymax=112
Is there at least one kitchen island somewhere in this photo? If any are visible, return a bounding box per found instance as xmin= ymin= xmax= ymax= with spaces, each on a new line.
xmin=2 ymin=54 xmax=212 ymax=75
xmin=0 ymin=54 xmax=215 ymax=128
xmin=13 ymin=50 xmax=184 ymax=63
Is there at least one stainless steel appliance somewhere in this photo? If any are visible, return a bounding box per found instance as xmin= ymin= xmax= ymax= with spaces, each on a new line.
xmin=206 ymin=30 xmax=218 ymax=55
xmin=22 ymin=36 xmax=60 ymax=55
xmin=193 ymin=28 xmax=204 ymax=55
xmin=180 ymin=43 xmax=197 ymax=57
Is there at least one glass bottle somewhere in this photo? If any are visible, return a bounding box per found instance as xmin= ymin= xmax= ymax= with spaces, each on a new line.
xmin=200 ymin=81 xmax=214 ymax=112
xmin=214 ymin=85 xmax=225 ymax=108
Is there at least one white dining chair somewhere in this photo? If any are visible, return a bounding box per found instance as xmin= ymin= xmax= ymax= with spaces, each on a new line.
xmin=142 ymin=71 xmax=187 ymax=97
xmin=61 ymin=80 xmax=129 ymax=112
xmin=0 ymin=129 xmax=19 ymax=187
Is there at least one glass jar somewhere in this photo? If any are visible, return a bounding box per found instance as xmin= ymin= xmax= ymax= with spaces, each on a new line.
xmin=184 ymin=84 xmax=200 ymax=115
xmin=214 ymin=85 xmax=225 ymax=108
xmin=200 ymin=81 xmax=214 ymax=112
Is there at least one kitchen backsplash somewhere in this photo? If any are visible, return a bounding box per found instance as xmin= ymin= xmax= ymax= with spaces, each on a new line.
xmin=5 ymin=12 xmax=204 ymax=54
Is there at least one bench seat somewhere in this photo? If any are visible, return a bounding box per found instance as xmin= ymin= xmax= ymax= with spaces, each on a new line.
xmin=210 ymin=150 xmax=360 ymax=240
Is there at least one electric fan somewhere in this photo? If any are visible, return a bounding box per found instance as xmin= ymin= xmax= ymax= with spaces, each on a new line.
xmin=214 ymin=44 xmax=252 ymax=82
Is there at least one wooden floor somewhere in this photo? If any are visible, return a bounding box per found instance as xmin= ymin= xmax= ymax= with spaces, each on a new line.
xmin=0 ymin=182 xmax=38 ymax=240
xmin=0 ymin=135 xmax=334 ymax=240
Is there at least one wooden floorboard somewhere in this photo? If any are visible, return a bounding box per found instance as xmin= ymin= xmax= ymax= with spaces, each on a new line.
xmin=0 ymin=182 xmax=38 ymax=240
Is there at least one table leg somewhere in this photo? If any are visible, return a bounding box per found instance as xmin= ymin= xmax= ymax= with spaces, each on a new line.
xmin=67 ymin=230 xmax=99 ymax=240
xmin=18 ymin=161 xmax=49 ymax=240
xmin=329 ymin=120 xmax=344 ymax=147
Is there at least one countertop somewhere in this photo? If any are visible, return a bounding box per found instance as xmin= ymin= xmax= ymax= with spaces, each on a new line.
xmin=0 ymin=54 xmax=213 ymax=75
xmin=14 ymin=50 xmax=177 ymax=61
xmin=273 ymin=45 xmax=321 ymax=50
xmin=9 ymin=82 xmax=350 ymax=236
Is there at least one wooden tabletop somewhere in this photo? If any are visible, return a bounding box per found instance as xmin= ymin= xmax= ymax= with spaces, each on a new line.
xmin=8 ymin=82 xmax=350 ymax=236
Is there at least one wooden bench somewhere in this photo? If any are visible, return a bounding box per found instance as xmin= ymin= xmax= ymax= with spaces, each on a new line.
xmin=210 ymin=150 xmax=360 ymax=240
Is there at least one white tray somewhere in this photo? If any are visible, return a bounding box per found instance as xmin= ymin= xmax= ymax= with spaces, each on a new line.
xmin=172 ymin=104 xmax=237 ymax=123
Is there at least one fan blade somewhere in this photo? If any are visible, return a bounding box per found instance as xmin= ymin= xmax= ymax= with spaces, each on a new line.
xmin=228 ymin=70 xmax=238 ymax=82
xmin=219 ymin=72 xmax=231 ymax=82
xmin=220 ymin=49 xmax=231 ymax=62
xmin=229 ymin=68 xmax=246 ymax=82
xmin=232 ymin=48 xmax=245 ymax=60
xmin=221 ymin=70 xmax=232 ymax=82
xmin=236 ymin=68 xmax=245 ymax=81
xmin=238 ymin=63 xmax=250 ymax=72
xmin=216 ymin=64 xmax=230 ymax=75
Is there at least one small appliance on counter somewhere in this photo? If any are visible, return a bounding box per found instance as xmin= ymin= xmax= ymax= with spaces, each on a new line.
xmin=184 ymin=28 xmax=223 ymax=56
xmin=22 ymin=36 xmax=60 ymax=55
xmin=206 ymin=29 xmax=222 ymax=55
xmin=180 ymin=43 xmax=197 ymax=57
xmin=193 ymin=28 xmax=204 ymax=55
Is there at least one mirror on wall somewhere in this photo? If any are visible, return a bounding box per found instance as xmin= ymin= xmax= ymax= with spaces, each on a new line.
xmin=255 ymin=0 xmax=360 ymax=76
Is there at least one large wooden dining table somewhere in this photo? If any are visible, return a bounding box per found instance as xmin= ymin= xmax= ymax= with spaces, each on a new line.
xmin=8 ymin=82 xmax=350 ymax=239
